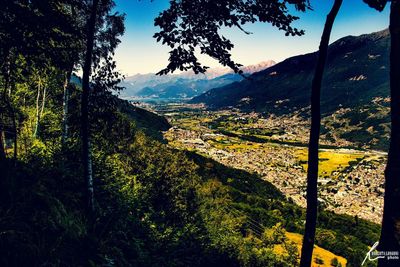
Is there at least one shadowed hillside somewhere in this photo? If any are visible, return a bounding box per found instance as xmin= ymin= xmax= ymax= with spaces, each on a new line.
xmin=191 ymin=29 xmax=391 ymax=150
xmin=191 ymin=29 xmax=389 ymax=114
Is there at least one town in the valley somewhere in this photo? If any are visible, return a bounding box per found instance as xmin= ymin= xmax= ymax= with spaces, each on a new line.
xmin=139 ymin=102 xmax=387 ymax=224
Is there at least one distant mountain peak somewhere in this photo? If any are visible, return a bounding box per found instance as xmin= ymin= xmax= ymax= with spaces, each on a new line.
xmin=126 ymin=60 xmax=276 ymax=80
xmin=240 ymin=60 xmax=276 ymax=74
xmin=120 ymin=60 xmax=276 ymax=98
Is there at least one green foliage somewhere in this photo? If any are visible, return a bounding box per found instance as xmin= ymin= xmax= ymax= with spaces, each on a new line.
xmin=0 ymin=2 xmax=384 ymax=266
xmin=315 ymin=257 xmax=324 ymax=264
xmin=0 ymin=88 xmax=301 ymax=266
xmin=0 ymin=87 xmax=382 ymax=266
xmin=331 ymin=257 xmax=341 ymax=267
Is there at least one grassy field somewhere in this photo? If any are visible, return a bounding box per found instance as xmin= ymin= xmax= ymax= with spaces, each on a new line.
xmin=166 ymin=111 xmax=381 ymax=183
xmin=282 ymin=232 xmax=347 ymax=267
xmin=295 ymin=149 xmax=365 ymax=178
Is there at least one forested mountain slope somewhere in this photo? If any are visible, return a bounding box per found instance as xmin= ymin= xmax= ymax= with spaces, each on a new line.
xmin=191 ymin=29 xmax=389 ymax=114
xmin=191 ymin=29 xmax=391 ymax=150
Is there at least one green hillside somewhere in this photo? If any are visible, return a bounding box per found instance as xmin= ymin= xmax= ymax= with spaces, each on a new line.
xmin=118 ymin=100 xmax=171 ymax=141
xmin=1 ymin=2 xmax=388 ymax=267
xmin=1 ymin=94 xmax=380 ymax=266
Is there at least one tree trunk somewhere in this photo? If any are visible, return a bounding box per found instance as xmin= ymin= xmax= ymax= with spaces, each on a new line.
xmin=2 ymin=48 xmax=10 ymax=100
xmin=12 ymin=122 xmax=17 ymax=161
xmin=62 ymin=70 xmax=72 ymax=146
xmin=40 ymin=85 xmax=46 ymax=119
xmin=61 ymin=2 xmax=77 ymax=147
xmin=10 ymin=99 xmax=17 ymax=161
xmin=0 ymin=132 xmax=6 ymax=160
xmin=299 ymin=1 xmax=342 ymax=266
xmin=81 ymin=0 xmax=100 ymax=215
xmin=33 ymin=77 xmax=41 ymax=138
xmin=9 ymin=55 xmax=17 ymax=161
xmin=378 ymin=1 xmax=400 ymax=266
xmin=1 ymin=49 xmax=10 ymax=159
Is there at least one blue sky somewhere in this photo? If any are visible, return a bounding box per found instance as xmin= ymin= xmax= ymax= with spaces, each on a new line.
xmin=114 ymin=0 xmax=390 ymax=75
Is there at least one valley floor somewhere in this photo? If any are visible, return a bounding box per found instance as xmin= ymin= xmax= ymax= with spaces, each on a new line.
xmin=159 ymin=104 xmax=386 ymax=224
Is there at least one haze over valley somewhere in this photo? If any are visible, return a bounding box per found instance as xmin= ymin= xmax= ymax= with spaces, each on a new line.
xmin=120 ymin=60 xmax=276 ymax=99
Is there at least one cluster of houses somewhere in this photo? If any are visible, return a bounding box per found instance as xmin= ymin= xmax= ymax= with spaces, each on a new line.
xmin=165 ymin=111 xmax=386 ymax=223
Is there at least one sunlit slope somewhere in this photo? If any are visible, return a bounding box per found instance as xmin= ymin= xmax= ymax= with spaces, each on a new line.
xmin=278 ymin=232 xmax=347 ymax=267
xmin=295 ymin=149 xmax=365 ymax=178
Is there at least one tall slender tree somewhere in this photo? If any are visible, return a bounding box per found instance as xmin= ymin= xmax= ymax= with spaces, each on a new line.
xmin=0 ymin=133 xmax=5 ymax=160
xmin=363 ymin=1 xmax=400 ymax=265
xmin=80 ymin=0 xmax=125 ymax=215
xmin=60 ymin=2 xmax=83 ymax=146
xmin=61 ymin=68 xmax=73 ymax=145
xmin=380 ymin=2 xmax=400 ymax=266
xmin=299 ymin=1 xmax=342 ymax=266
xmin=34 ymin=75 xmax=43 ymax=138
xmin=381 ymin=2 xmax=400 ymax=264
xmin=81 ymin=0 xmax=100 ymax=215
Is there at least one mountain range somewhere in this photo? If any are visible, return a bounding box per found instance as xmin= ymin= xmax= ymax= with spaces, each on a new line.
xmin=191 ymin=29 xmax=391 ymax=150
xmin=191 ymin=29 xmax=389 ymax=113
xmin=119 ymin=60 xmax=276 ymax=99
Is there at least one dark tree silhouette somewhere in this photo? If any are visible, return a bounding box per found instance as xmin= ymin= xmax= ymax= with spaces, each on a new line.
xmin=154 ymin=0 xmax=310 ymax=75
xmin=299 ymin=0 xmax=342 ymax=266
xmin=81 ymin=0 xmax=125 ymax=215
xmin=61 ymin=65 xmax=74 ymax=145
xmin=381 ymin=2 xmax=400 ymax=265
xmin=364 ymin=1 xmax=400 ymax=266
xmin=0 ymin=133 xmax=5 ymax=160
xmin=61 ymin=2 xmax=84 ymax=146
xmin=81 ymin=0 xmax=100 ymax=215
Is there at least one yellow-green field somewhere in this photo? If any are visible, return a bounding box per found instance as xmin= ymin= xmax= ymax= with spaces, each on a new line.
xmin=167 ymin=113 xmax=378 ymax=183
xmin=208 ymin=139 xmax=263 ymax=151
xmin=275 ymin=232 xmax=347 ymax=267
xmin=173 ymin=118 xmax=201 ymax=130
xmin=295 ymin=149 xmax=365 ymax=178
xmin=170 ymin=116 xmax=214 ymax=130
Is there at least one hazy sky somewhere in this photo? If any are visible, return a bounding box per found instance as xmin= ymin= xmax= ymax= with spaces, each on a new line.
xmin=114 ymin=0 xmax=390 ymax=76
